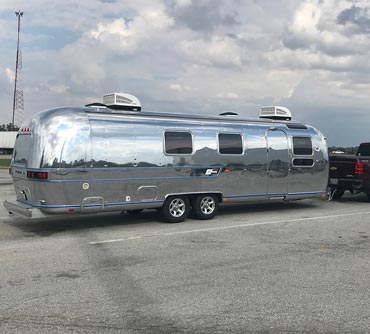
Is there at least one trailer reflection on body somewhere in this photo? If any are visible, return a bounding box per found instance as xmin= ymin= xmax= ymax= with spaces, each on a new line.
xmin=4 ymin=93 xmax=329 ymax=222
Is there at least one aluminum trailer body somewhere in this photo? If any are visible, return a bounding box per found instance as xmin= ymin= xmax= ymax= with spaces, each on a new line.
xmin=3 ymin=106 xmax=329 ymax=222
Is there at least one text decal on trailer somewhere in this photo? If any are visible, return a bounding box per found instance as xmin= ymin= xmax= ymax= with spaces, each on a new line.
xmin=205 ymin=168 xmax=220 ymax=176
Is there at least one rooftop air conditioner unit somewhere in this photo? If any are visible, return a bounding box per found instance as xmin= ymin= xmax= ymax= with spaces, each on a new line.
xmin=259 ymin=106 xmax=291 ymax=121
xmin=103 ymin=93 xmax=142 ymax=111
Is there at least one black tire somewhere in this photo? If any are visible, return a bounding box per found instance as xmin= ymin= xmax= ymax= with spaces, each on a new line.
xmin=161 ymin=196 xmax=190 ymax=223
xmin=332 ymin=190 xmax=344 ymax=199
xmin=192 ymin=194 xmax=219 ymax=220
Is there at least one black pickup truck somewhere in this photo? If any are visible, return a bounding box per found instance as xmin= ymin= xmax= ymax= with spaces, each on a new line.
xmin=329 ymin=143 xmax=370 ymax=199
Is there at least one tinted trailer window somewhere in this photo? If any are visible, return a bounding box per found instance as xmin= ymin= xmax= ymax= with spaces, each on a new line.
xmin=293 ymin=137 xmax=312 ymax=155
xmin=218 ymin=133 xmax=243 ymax=155
xmin=164 ymin=132 xmax=193 ymax=154
xmin=13 ymin=134 xmax=31 ymax=165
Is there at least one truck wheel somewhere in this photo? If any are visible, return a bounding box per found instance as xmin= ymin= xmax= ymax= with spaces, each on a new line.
xmin=192 ymin=194 xmax=219 ymax=220
xmin=161 ymin=196 xmax=190 ymax=223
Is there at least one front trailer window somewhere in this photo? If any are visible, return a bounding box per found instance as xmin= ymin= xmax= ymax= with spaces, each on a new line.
xmin=13 ymin=134 xmax=31 ymax=165
xmin=293 ymin=137 xmax=312 ymax=155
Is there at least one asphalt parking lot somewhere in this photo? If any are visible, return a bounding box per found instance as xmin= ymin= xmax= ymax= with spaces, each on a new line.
xmin=1 ymin=182 xmax=370 ymax=333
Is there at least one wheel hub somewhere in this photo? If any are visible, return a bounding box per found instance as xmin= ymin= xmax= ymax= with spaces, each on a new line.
xmin=169 ymin=199 xmax=185 ymax=217
xmin=201 ymin=197 xmax=215 ymax=214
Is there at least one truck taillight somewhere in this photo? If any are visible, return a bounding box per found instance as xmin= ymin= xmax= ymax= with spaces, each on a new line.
xmin=27 ymin=171 xmax=48 ymax=180
xmin=355 ymin=162 xmax=364 ymax=175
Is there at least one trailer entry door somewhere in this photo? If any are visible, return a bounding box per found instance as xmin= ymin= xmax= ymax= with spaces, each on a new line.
xmin=266 ymin=129 xmax=289 ymax=196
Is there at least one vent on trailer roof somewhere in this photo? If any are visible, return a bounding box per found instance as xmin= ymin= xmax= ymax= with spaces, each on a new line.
xmin=219 ymin=112 xmax=239 ymax=117
xmin=103 ymin=93 xmax=141 ymax=111
xmin=85 ymin=102 xmax=107 ymax=111
xmin=259 ymin=106 xmax=291 ymax=121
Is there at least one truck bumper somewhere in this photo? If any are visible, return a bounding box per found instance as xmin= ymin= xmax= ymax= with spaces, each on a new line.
xmin=329 ymin=178 xmax=363 ymax=191
xmin=3 ymin=200 xmax=33 ymax=218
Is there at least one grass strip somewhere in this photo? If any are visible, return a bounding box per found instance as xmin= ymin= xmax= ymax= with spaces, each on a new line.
xmin=0 ymin=159 xmax=11 ymax=168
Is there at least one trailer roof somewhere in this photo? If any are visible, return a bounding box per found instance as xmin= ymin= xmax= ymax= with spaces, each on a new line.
xmin=84 ymin=107 xmax=308 ymax=129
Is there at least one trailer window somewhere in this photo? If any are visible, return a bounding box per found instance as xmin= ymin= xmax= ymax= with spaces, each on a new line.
xmin=13 ymin=134 xmax=31 ymax=165
xmin=164 ymin=132 xmax=193 ymax=154
xmin=293 ymin=158 xmax=314 ymax=167
xmin=218 ymin=133 xmax=243 ymax=154
xmin=293 ymin=137 xmax=312 ymax=155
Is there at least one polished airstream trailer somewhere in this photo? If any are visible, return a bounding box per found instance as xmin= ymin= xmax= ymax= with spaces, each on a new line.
xmin=4 ymin=94 xmax=329 ymax=222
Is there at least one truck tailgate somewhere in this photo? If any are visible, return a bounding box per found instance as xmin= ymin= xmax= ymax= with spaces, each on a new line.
xmin=329 ymin=155 xmax=357 ymax=179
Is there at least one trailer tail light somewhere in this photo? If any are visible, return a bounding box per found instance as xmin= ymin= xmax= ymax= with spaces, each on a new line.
xmin=27 ymin=171 xmax=48 ymax=180
xmin=355 ymin=162 xmax=364 ymax=175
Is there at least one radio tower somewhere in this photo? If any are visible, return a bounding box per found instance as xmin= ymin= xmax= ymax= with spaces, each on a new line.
xmin=12 ymin=10 xmax=24 ymax=126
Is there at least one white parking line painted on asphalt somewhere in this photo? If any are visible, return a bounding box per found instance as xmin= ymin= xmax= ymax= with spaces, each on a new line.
xmin=89 ymin=210 xmax=370 ymax=245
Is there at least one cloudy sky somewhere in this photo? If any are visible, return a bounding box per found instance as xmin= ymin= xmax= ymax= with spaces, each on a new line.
xmin=1 ymin=0 xmax=370 ymax=146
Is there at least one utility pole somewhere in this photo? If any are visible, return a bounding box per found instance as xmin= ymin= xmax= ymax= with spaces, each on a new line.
xmin=12 ymin=10 xmax=24 ymax=126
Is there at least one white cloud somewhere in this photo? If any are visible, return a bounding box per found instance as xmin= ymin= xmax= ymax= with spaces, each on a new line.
xmin=1 ymin=0 xmax=370 ymax=145
xmin=180 ymin=36 xmax=242 ymax=67
xmin=169 ymin=83 xmax=194 ymax=92
xmin=44 ymin=83 xmax=69 ymax=95
xmin=174 ymin=0 xmax=192 ymax=8
xmin=284 ymin=0 xmax=370 ymax=56
xmin=88 ymin=9 xmax=174 ymax=53
xmin=53 ymin=6 xmax=176 ymax=91
xmin=5 ymin=68 xmax=14 ymax=83
xmin=217 ymin=92 xmax=239 ymax=99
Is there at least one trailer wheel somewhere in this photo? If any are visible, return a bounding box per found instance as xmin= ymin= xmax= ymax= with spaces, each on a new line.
xmin=192 ymin=194 xmax=219 ymax=220
xmin=161 ymin=196 xmax=190 ymax=223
